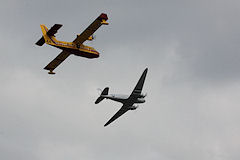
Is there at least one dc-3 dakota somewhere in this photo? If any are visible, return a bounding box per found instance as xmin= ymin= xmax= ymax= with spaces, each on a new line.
xmin=95 ymin=68 xmax=148 ymax=127
xmin=36 ymin=13 xmax=108 ymax=74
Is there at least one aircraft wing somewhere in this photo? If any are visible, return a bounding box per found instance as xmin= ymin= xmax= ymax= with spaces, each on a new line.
xmin=73 ymin=13 xmax=108 ymax=45
xmin=129 ymin=68 xmax=148 ymax=98
xmin=104 ymin=105 xmax=129 ymax=127
xmin=44 ymin=50 xmax=71 ymax=73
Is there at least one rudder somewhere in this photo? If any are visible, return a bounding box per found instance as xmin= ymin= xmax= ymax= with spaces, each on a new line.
xmin=35 ymin=25 xmax=48 ymax=46
xmin=101 ymin=87 xmax=109 ymax=95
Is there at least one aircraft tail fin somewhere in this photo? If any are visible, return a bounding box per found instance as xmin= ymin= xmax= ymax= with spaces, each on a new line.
xmin=35 ymin=24 xmax=48 ymax=46
xmin=95 ymin=87 xmax=109 ymax=104
xmin=36 ymin=24 xmax=62 ymax=46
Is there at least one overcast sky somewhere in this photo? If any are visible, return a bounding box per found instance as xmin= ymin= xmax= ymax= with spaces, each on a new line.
xmin=1 ymin=0 xmax=240 ymax=160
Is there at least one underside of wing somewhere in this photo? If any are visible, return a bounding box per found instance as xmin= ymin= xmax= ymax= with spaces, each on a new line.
xmin=73 ymin=13 xmax=108 ymax=45
xmin=130 ymin=68 xmax=148 ymax=97
xmin=44 ymin=50 xmax=71 ymax=74
xmin=104 ymin=106 xmax=129 ymax=127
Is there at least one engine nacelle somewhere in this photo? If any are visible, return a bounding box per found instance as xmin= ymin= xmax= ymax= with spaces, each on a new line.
xmin=88 ymin=35 xmax=95 ymax=41
xmin=139 ymin=93 xmax=147 ymax=98
xmin=129 ymin=105 xmax=139 ymax=110
xmin=137 ymin=98 xmax=145 ymax=103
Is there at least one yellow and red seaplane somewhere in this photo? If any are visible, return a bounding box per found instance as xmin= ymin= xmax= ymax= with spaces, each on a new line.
xmin=36 ymin=13 xmax=108 ymax=74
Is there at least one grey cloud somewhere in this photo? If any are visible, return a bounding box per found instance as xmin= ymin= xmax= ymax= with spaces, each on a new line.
xmin=0 ymin=0 xmax=240 ymax=160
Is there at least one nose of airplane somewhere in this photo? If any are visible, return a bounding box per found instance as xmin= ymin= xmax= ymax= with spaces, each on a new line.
xmin=93 ymin=50 xmax=100 ymax=58
xmin=96 ymin=51 xmax=100 ymax=57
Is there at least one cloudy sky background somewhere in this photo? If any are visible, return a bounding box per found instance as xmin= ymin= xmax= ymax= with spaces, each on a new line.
xmin=1 ymin=0 xmax=240 ymax=159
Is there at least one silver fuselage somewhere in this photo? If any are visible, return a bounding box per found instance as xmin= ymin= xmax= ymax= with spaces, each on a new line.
xmin=102 ymin=94 xmax=145 ymax=104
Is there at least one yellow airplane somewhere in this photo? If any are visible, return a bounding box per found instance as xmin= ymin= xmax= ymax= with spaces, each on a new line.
xmin=36 ymin=13 xmax=108 ymax=74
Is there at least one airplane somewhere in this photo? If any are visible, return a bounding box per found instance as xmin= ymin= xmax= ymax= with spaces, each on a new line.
xmin=35 ymin=13 xmax=108 ymax=74
xmin=95 ymin=68 xmax=148 ymax=127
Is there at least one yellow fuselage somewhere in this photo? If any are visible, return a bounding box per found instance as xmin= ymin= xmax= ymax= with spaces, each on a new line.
xmin=42 ymin=25 xmax=99 ymax=58
xmin=47 ymin=39 xmax=99 ymax=58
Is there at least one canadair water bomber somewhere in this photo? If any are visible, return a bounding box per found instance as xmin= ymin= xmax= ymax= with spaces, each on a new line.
xmin=95 ymin=68 xmax=148 ymax=127
xmin=35 ymin=13 xmax=108 ymax=74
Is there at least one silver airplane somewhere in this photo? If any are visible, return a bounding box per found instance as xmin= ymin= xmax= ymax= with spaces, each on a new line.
xmin=95 ymin=68 xmax=148 ymax=127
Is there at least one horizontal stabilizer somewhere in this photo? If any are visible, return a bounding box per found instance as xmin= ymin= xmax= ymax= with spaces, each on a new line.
xmin=35 ymin=36 xmax=45 ymax=46
xmin=95 ymin=87 xmax=109 ymax=104
xmin=95 ymin=97 xmax=104 ymax=104
xmin=47 ymin=24 xmax=62 ymax=36
xmin=35 ymin=24 xmax=62 ymax=46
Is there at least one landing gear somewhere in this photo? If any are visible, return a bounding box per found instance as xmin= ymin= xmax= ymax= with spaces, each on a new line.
xmin=48 ymin=70 xmax=55 ymax=75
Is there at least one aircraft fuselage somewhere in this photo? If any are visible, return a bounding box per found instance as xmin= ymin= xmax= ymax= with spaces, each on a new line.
xmin=48 ymin=40 xmax=99 ymax=59
xmin=102 ymin=94 xmax=145 ymax=104
xmin=43 ymin=25 xmax=100 ymax=59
